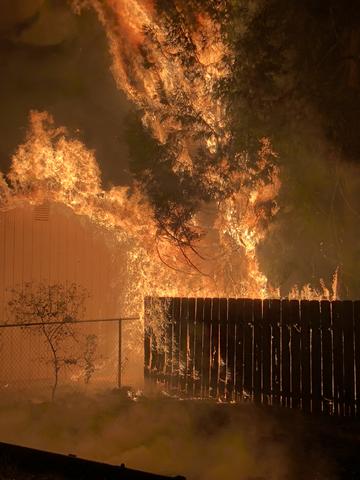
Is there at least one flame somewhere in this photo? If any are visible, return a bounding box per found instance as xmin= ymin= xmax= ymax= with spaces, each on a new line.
xmin=73 ymin=0 xmax=284 ymax=298
xmin=0 ymin=0 xmax=339 ymax=310
xmin=288 ymin=267 xmax=339 ymax=301
xmin=1 ymin=110 xmax=337 ymax=306
xmin=78 ymin=0 xmax=230 ymax=175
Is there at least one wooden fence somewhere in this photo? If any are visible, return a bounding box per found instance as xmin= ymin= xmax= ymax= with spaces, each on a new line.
xmin=144 ymin=297 xmax=360 ymax=416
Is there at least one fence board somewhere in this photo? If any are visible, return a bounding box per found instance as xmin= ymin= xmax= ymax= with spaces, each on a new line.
xmin=219 ymin=299 xmax=228 ymax=399
xmin=243 ymin=299 xmax=254 ymax=401
xmin=157 ymin=298 xmax=169 ymax=383
xmin=300 ymin=301 xmax=311 ymax=413
xmin=179 ymin=298 xmax=188 ymax=392
xmin=226 ymin=299 xmax=236 ymax=401
xmin=290 ymin=300 xmax=301 ymax=409
xmin=253 ymin=299 xmax=262 ymax=404
xmin=332 ymin=301 xmax=345 ymax=416
xmin=165 ymin=298 xmax=174 ymax=390
xmin=281 ymin=300 xmax=291 ymax=407
xmin=210 ymin=298 xmax=220 ymax=398
xmin=144 ymin=297 xmax=152 ymax=382
xmin=320 ymin=300 xmax=333 ymax=414
xmin=355 ymin=301 xmax=360 ymax=417
xmin=195 ymin=298 xmax=205 ymax=397
xmin=145 ymin=297 xmax=359 ymax=417
xmin=343 ymin=301 xmax=355 ymax=416
xmin=262 ymin=300 xmax=272 ymax=405
xmin=310 ymin=300 xmax=321 ymax=414
xmin=150 ymin=311 xmax=160 ymax=381
xmin=201 ymin=299 xmax=211 ymax=397
xmin=172 ymin=297 xmax=181 ymax=391
xmin=270 ymin=300 xmax=281 ymax=405
xmin=235 ymin=299 xmax=245 ymax=400
xmin=186 ymin=298 xmax=196 ymax=396
xmin=150 ymin=324 xmax=158 ymax=379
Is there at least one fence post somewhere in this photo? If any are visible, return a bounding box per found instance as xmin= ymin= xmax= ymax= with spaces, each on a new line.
xmin=118 ymin=319 xmax=122 ymax=389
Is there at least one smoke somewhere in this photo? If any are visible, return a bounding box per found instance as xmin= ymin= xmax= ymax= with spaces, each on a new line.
xmin=256 ymin=91 xmax=360 ymax=299
xmin=0 ymin=392 xmax=338 ymax=480
xmin=0 ymin=0 xmax=133 ymax=186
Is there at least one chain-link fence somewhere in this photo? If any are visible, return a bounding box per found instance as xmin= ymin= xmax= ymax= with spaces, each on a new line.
xmin=0 ymin=317 xmax=138 ymax=399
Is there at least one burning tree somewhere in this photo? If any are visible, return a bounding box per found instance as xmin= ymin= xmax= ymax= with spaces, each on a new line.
xmin=7 ymin=282 xmax=98 ymax=400
xmin=0 ymin=0 xmax=347 ymax=308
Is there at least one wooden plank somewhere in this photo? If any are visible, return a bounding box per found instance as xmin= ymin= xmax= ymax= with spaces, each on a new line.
xmin=150 ymin=303 xmax=159 ymax=382
xmin=165 ymin=298 xmax=174 ymax=390
xmin=154 ymin=299 xmax=162 ymax=383
xmin=194 ymin=298 xmax=204 ymax=397
xmin=342 ymin=301 xmax=355 ymax=416
xmin=218 ymin=298 xmax=228 ymax=400
xmin=320 ymin=300 xmax=333 ymax=414
xmin=172 ymin=297 xmax=181 ymax=391
xmin=179 ymin=298 xmax=188 ymax=392
xmin=193 ymin=298 xmax=204 ymax=397
xmin=186 ymin=298 xmax=196 ymax=396
xmin=149 ymin=298 xmax=160 ymax=384
xmin=144 ymin=297 xmax=152 ymax=384
xmin=300 ymin=300 xmax=311 ymax=413
xmin=253 ymin=299 xmax=262 ymax=404
xmin=235 ymin=299 xmax=245 ymax=400
xmin=201 ymin=298 xmax=211 ymax=398
xmin=310 ymin=300 xmax=322 ymax=415
xmin=210 ymin=298 xmax=220 ymax=398
xmin=290 ymin=300 xmax=301 ymax=409
xmin=158 ymin=298 xmax=170 ymax=385
xmin=243 ymin=299 xmax=254 ymax=401
xmin=332 ymin=300 xmax=345 ymax=416
xmin=270 ymin=299 xmax=281 ymax=406
xmin=354 ymin=301 xmax=360 ymax=417
xmin=281 ymin=299 xmax=291 ymax=408
xmin=226 ymin=298 xmax=237 ymax=401
xmin=145 ymin=296 xmax=165 ymax=387
xmin=333 ymin=300 xmax=346 ymax=416
xmin=262 ymin=299 xmax=272 ymax=405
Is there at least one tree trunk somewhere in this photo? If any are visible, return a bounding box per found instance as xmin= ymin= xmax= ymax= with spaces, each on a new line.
xmin=49 ymin=348 xmax=59 ymax=402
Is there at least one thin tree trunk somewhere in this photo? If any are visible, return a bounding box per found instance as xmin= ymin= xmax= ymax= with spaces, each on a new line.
xmin=47 ymin=339 xmax=59 ymax=402
xmin=51 ymin=361 xmax=59 ymax=402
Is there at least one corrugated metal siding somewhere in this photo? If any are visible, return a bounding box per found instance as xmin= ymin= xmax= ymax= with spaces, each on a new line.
xmin=0 ymin=202 xmax=121 ymax=322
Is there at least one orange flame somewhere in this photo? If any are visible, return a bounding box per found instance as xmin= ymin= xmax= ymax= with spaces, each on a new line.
xmin=0 ymin=0 xmax=339 ymax=309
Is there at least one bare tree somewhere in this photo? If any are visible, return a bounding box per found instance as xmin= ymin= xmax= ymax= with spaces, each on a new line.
xmin=7 ymin=282 xmax=98 ymax=401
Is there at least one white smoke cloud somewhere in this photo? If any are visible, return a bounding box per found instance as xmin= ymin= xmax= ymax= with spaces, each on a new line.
xmin=0 ymin=392 xmax=337 ymax=480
